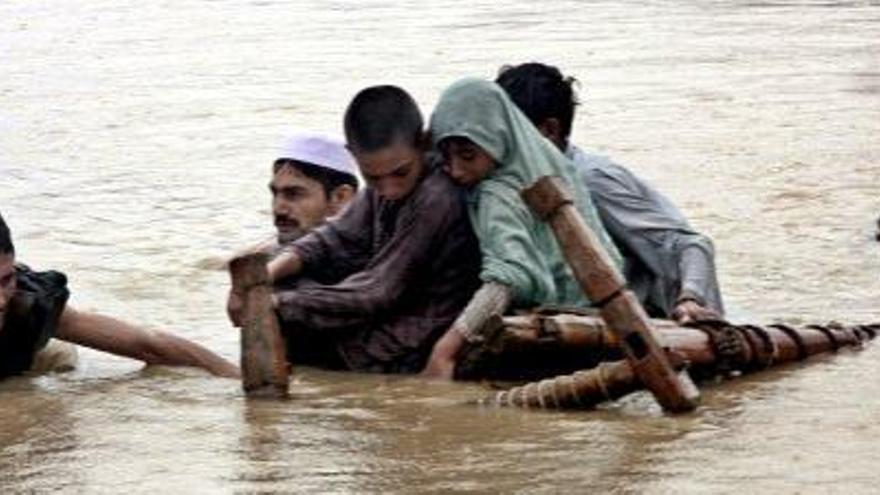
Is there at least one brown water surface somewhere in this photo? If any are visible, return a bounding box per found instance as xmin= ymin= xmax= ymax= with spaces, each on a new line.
xmin=1 ymin=0 xmax=879 ymax=492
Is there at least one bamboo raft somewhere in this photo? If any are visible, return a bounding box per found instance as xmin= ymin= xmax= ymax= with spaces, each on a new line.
xmin=231 ymin=176 xmax=878 ymax=414
xmin=466 ymin=176 xmax=880 ymax=411
xmin=462 ymin=313 xmax=879 ymax=409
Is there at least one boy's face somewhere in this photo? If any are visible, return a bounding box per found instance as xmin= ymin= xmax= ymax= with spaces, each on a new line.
xmin=0 ymin=253 xmax=17 ymax=333
xmin=440 ymin=139 xmax=496 ymax=188
xmin=270 ymin=164 xmax=332 ymax=242
xmin=353 ymin=140 xmax=424 ymax=202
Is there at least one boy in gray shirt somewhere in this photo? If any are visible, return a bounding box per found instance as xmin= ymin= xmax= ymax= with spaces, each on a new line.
xmin=496 ymin=63 xmax=724 ymax=323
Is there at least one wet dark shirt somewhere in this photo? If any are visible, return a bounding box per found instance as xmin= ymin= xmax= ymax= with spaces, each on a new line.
xmin=0 ymin=265 xmax=70 ymax=379
xmin=276 ymin=164 xmax=482 ymax=373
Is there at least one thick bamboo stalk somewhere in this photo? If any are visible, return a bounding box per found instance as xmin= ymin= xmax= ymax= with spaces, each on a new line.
xmin=468 ymin=314 xmax=878 ymax=375
xmin=481 ymin=320 xmax=879 ymax=410
xmin=229 ymin=252 xmax=289 ymax=398
xmin=522 ymin=176 xmax=698 ymax=412
xmin=481 ymin=361 xmax=640 ymax=409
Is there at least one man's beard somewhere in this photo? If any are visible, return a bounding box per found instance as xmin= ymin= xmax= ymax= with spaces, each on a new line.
xmin=277 ymin=228 xmax=307 ymax=245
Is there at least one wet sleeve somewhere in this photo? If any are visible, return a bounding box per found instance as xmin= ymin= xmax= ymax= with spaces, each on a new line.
xmin=0 ymin=266 xmax=71 ymax=378
xmin=276 ymin=185 xmax=460 ymax=328
xmin=453 ymin=282 xmax=512 ymax=343
xmin=472 ymin=191 xmax=557 ymax=307
xmin=675 ymin=235 xmax=724 ymax=314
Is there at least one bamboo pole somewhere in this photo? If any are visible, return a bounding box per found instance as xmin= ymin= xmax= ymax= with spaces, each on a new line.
xmin=467 ymin=314 xmax=878 ymax=377
xmin=229 ymin=252 xmax=289 ymax=398
xmin=522 ymin=176 xmax=698 ymax=412
xmin=481 ymin=322 xmax=878 ymax=409
xmin=482 ymin=361 xmax=641 ymax=410
xmin=455 ymin=313 xmax=705 ymax=381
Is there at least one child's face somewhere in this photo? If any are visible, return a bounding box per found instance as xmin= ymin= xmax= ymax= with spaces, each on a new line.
xmin=353 ymin=140 xmax=424 ymax=201
xmin=440 ymin=139 xmax=495 ymax=188
xmin=0 ymin=253 xmax=16 ymax=333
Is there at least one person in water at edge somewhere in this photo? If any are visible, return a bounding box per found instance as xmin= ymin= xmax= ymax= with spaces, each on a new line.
xmin=0 ymin=212 xmax=239 ymax=379
xmin=496 ymin=62 xmax=724 ymax=323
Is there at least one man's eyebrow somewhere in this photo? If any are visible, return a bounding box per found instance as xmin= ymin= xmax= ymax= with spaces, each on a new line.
xmin=279 ymin=185 xmax=305 ymax=193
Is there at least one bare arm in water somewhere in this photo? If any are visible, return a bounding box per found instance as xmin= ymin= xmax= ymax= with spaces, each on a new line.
xmin=56 ymin=307 xmax=240 ymax=378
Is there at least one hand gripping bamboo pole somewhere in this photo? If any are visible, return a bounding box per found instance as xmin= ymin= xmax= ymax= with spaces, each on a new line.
xmin=522 ymin=176 xmax=699 ymax=412
xmin=229 ymin=252 xmax=290 ymax=398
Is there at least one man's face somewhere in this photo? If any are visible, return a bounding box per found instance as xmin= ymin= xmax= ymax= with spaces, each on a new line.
xmin=440 ymin=139 xmax=496 ymax=188
xmin=352 ymin=140 xmax=424 ymax=201
xmin=270 ymin=164 xmax=332 ymax=241
xmin=0 ymin=253 xmax=17 ymax=333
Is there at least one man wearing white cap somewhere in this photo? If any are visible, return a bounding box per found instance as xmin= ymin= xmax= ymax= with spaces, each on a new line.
xmin=270 ymin=132 xmax=359 ymax=245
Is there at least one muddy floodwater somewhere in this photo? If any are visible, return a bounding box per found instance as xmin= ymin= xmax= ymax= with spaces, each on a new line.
xmin=2 ymin=0 xmax=880 ymax=492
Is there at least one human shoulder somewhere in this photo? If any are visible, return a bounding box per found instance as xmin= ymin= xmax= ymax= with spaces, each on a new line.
xmin=409 ymin=165 xmax=467 ymax=213
xmin=568 ymin=144 xmax=628 ymax=178
xmin=469 ymin=181 xmax=534 ymax=231
xmin=14 ymin=264 xmax=69 ymax=303
xmin=0 ymin=264 xmax=71 ymax=378
xmin=568 ymin=144 xmax=648 ymax=194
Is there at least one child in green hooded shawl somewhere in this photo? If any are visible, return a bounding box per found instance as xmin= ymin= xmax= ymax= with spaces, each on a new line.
xmin=421 ymin=77 xmax=622 ymax=379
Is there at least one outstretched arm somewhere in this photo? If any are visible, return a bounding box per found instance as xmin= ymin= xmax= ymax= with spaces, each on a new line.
xmin=55 ymin=306 xmax=240 ymax=378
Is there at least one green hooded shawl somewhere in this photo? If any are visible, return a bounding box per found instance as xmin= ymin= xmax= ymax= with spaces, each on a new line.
xmin=430 ymin=77 xmax=623 ymax=308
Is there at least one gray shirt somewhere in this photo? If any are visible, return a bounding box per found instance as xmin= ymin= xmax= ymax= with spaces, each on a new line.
xmin=568 ymin=145 xmax=724 ymax=318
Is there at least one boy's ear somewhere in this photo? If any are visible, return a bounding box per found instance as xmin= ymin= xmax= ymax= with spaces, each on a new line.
xmin=328 ymin=184 xmax=356 ymax=215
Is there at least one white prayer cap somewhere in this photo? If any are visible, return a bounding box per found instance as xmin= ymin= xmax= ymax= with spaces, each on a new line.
xmin=277 ymin=132 xmax=358 ymax=177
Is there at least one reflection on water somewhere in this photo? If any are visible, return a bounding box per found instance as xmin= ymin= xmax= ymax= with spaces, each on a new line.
xmin=1 ymin=0 xmax=879 ymax=492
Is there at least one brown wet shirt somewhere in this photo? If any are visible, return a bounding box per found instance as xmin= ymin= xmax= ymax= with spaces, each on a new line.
xmin=0 ymin=265 xmax=70 ymax=379
xmin=276 ymin=164 xmax=481 ymax=373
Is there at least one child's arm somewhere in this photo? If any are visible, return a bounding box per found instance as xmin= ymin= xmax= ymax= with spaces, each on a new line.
xmin=422 ymin=282 xmax=512 ymax=380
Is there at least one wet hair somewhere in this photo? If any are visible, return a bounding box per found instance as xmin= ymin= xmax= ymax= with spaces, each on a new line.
xmin=0 ymin=212 xmax=13 ymax=255
xmin=495 ymin=62 xmax=579 ymax=141
xmin=343 ymin=85 xmax=424 ymax=153
xmin=273 ymin=159 xmax=359 ymax=197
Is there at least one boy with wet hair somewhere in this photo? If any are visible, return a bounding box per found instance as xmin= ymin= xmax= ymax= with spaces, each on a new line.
xmin=0 ymin=213 xmax=239 ymax=379
xmin=232 ymin=85 xmax=481 ymax=373
xmin=495 ymin=62 xmax=724 ymax=323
